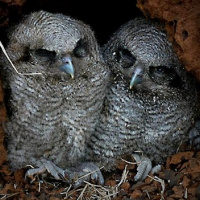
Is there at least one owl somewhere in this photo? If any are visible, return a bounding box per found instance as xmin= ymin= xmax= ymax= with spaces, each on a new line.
xmin=88 ymin=18 xmax=200 ymax=181
xmin=0 ymin=10 xmax=109 ymax=185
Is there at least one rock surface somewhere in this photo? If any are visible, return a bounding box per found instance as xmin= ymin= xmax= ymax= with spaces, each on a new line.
xmin=137 ymin=0 xmax=200 ymax=81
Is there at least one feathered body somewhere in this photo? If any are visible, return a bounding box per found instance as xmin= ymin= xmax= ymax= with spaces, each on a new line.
xmin=1 ymin=10 xmax=110 ymax=170
xmin=88 ymin=18 xmax=200 ymax=170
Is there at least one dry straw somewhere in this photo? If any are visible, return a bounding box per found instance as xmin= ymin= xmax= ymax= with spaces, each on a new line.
xmin=0 ymin=41 xmax=42 ymax=76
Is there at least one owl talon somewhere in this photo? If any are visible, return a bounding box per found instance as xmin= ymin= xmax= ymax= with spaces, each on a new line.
xmin=25 ymin=165 xmax=47 ymax=179
xmin=132 ymin=154 xmax=152 ymax=181
xmin=70 ymin=162 xmax=105 ymax=187
xmin=25 ymin=161 xmax=104 ymax=187
xmin=25 ymin=161 xmax=67 ymax=181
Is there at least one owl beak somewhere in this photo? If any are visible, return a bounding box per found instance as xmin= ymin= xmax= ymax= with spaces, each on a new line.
xmin=59 ymin=55 xmax=74 ymax=79
xmin=130 ymin=66 xmax=144 ymax=89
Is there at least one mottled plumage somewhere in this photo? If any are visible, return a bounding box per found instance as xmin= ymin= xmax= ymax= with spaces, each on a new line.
xmin=88 ymin=18 xmax=200 ymax=180
xmin=0 ymin=10 xmax=109 ymax=183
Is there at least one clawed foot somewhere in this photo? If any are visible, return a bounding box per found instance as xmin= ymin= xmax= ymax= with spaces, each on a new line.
xmin=25 ymin=161 xmax=104 ymax=187
xmin=70 ymin=162 xmax=104 ymax=187
xmin=132 ymin=154 xmax=161 ymax=181
xmin=25 ymin=161 xmax=68 ymax=181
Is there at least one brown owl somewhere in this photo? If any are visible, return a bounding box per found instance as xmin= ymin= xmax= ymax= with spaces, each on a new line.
xmin=0 ymin=10 xmax=110 ymax=185
xmin=88 ymin=18 xmax=200 ymax=181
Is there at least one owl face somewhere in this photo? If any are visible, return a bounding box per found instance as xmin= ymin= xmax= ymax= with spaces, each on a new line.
xmin=103 ymin=18 xmax=185 ymax=92
xmin=26 ymin=38 xmax=90 ymax=78
xmin=5 ymin=11 xmax=100 ymax=79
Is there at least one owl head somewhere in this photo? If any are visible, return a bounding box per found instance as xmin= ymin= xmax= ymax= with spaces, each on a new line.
xmin=1 ymin=10 xmax=101 ymax=79
xmin=103 ymin=18 xmax=195 ymax=94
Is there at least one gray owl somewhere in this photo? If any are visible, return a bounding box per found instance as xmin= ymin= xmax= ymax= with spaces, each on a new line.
xmin=0 ymin=10 xmax=109 ymax=185
xmin=88 ymin=18 xmax=200 ymax=181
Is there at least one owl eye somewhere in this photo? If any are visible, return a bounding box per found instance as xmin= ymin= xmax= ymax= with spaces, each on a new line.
xmin=34 ymin=49 xmax=56 ymax=59
xmin=149 ymin=66 xmax=176 ymax=84
xmin=115 ymin=48 xmax=136 ymax=69
xmin=149 ymin=66 xmax=174 ymax=76
xmin=30 ymin=49 xmax=56 ymax=63
xmin=73 ymin=38 xmax=89 ymax=58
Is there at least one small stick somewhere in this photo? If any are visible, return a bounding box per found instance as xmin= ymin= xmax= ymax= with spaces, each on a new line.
xmin=0 ymin=41 xmax=42 ymax=76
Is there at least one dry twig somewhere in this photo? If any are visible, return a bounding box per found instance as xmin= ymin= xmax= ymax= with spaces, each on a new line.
xmin=0 ymin=41 xmax=42 ymax=76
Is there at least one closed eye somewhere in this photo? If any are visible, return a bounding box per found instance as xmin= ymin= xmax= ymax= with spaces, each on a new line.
xmin=149 ymin=66 xmax=174 ymax=76
xmin=34 ymin=49 xmax=56 ymax=60
xmin=149 ymin=65 xmax=177 ymax=85
xmin=73 ymin=38 xmax=89 ymax=58
xmin=28 ymin=48 xmax=57 ymax=64
xmin=115 ymin=48 xmax=136 ymax=69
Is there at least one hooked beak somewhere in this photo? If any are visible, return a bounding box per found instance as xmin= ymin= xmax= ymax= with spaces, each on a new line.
xmin=59 ymin=55 xmax=74 ymax=79
xmin=130 ymin=66 xmax=144 ymax=89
